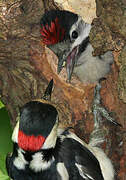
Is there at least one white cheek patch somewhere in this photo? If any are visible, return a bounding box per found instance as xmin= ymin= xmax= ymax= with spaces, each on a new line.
xmin=30 ymin=152 xmax=55 ymax=172
xmin=12 ymin=121 xmax=19 ymax=143
xmin=70 ymin=16 xmax=91 ymax=49
xmin=13 ymin=149 xmax=28 ymax=170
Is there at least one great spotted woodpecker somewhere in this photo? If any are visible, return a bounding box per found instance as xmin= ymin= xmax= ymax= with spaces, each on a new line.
xmin=40 ymin=10 xmax=113 ymax=83
xmin=6 ymin=79 xmax=115 ymax=180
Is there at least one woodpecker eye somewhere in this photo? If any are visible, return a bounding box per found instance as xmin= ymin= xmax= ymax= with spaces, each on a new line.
xmin=72 ymin=31 xmax=78 ymax=39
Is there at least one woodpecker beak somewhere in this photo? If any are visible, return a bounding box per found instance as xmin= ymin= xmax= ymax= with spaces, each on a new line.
xmin=66 ymin=46 xmax=79 ymax=82
xmin=42 ymin=79 xmax=54 ymax=101
xmin=48 ymin=40 xmax=78 ymax=81
xmin=57 ymin=45 xmax=79 ymax=82
xmin=57 ymin=55 xmax=66 ymax=74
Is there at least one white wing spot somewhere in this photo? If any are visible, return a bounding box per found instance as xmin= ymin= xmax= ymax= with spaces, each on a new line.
xmin=75 ymin=163 xmax=94 ymax=180
xmin=57 ymin=162 xmax=69 ymax=180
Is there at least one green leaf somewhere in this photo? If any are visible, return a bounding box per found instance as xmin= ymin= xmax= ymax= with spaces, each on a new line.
xmin=0 ymin=170 xmax=10 ymax=180
xmin=0 ymin=101 xmax=4 ymax=109
xmin=0 ymin=107 xmax=12 ymax=180
xmin=0 ymin=156 xmax=10 ymax=180
xmin=0 ymin=108 xmax=13 ymax=154
xmin=0 ymin=154 xmax=7 ymax=175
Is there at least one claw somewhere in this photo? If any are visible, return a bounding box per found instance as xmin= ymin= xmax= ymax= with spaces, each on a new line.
xmin=98 ymin=106 xmax=121 ymax=127
xmin=90 ymin=81 xmax=121 ymax=146
xmin=93 ymin=81 xmax=121 ymax=127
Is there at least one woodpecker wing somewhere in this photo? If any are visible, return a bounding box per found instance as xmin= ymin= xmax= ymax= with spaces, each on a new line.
xmin=57 ymin=130 xmax=104 ymax=180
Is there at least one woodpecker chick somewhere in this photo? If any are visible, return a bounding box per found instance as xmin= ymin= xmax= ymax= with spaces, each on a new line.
xmin=40 ymin=10 xmax=120 ymax=152
xmin=40 ymin=10 xmax=113 ymax=83
xmin=6 ymin=80 xmax=114 ymax=180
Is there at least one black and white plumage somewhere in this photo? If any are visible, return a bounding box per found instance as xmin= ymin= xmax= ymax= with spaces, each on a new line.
xmin=6 ymin=79 xmax=114 ymax=180
xmin=40 ymin=10 xmax=113 ymax=83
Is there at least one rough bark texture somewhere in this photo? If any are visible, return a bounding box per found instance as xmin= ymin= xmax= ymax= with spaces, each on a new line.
xmin=0 ymin=0 xmax=126 ymax=179
xmin=89 ymin=1 xmax=126 ymax=179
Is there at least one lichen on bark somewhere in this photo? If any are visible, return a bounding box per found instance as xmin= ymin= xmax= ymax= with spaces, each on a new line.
xmin=118 ymin=45 xmax=126 ymax=103
xmin=90 ymin=0 xmax=126 ymax=106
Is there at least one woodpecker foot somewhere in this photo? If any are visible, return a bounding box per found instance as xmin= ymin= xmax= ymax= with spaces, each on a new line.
xmin=89 ymin=80 xmax=121 ymax=146
xmin=89 ymin=128 xmax=106 ymax=147
xmin=93 ymin=80 xmax=121 ymax=127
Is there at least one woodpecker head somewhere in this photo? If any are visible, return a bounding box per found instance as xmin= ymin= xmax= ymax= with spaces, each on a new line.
xmin=12 ymin=79 xmax=59 ymax=152
xmin=40 ymin=10 xmax=91 ymax=82
xmin=18 ymin=101 xmax=58 ymax=152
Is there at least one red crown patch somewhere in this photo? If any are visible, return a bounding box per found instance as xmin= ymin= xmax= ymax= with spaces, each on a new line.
xmin=40 ymin=17 xmax=65 ymax=45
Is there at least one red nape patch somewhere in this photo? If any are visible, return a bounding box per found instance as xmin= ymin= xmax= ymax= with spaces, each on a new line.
xmin=18 ymin=130 xmax=46 ymax=152
xmin=40 ymin=17 xmax=65 ymax=45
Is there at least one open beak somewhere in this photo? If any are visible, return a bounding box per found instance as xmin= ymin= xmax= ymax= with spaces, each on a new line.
xmin=57 ymin=56 xmax=66 ymax=74
xmin=48 ymin=40 xmax=78 ymax=82
xmin=57 ymin=46 xmax=78 ymax=82
xmin=66 ymin=46 xmax=78 ymax=82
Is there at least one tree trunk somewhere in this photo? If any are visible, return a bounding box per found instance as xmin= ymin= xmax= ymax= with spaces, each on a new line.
xmin=0 ymin=0 xmax=126 ymax=179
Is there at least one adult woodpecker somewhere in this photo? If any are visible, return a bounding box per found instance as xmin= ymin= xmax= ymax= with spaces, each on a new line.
xmin=6 ymin=79 xmax=115 ymax=180
xmin=40 ymin=10 xmax=113 ymax=83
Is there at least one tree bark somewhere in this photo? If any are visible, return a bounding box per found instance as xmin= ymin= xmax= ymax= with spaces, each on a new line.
xmin=0 ymin=0 xmax=126 ymax=179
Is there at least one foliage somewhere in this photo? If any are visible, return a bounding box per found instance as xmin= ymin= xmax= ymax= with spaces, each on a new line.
xmin=0 ymin=108 xmax=12 ymax=180
xmin=0 ymin=101 xmax=4 ymax=109
xmin=0 ymin=171 xmax=10 ymax=180
xmin=0 ymin=154 xmax=10 ymax=180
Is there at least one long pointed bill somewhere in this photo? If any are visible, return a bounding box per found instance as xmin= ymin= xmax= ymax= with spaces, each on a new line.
xmin=57 ymin=57 xmax=66 ymax=74
xmin=48 ymin=40 xmax=71 ymax=75
xmin=42 ymin=79 xmax=54 ymax=101
xmin=66 ymin=46 xmax=78 ymax=82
